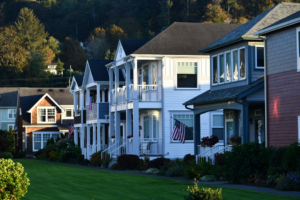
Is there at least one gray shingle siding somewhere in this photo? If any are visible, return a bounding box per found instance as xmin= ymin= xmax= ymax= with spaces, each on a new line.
xmin=266 ymin=26 xmax=297 ymax=75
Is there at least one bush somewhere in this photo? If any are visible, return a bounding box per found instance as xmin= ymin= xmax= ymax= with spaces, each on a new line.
xmin=214 ymin=153 xmax=226 ymax=167
xmin=117 ymin=154 xmax=140 ymax=170
xmin=2 ymin=151 xmax=13 ymax=159
xmin=201 ymin=175 xmax=217 ymax=182
xmin=110 ymin=162 xmax=119 ymax=170
xmin=184 ymin=162 xmax=201 ymax=180
xmin=77 ymin=154 xmax=84 ymax=163
xmin=276 ymin=171 xmax=300 ymax=191
xmin=183 ymin=154 xmax=195 ymax=166
xmin=145 ymin=168 xmax=159 ymax=174
xmin=185 ymin=181 xmax=222 ymax=200
xmin=166 ymin=165 xmax=184 ymax=177
xmin=157 ymin=169 xmax=167 ymax=176
xmin=147 ymin=157 xmax=171 ymax=170
xmin=0 ymin=159 xmax=30 ymax=200
xmin=137 ymin=159 xmax=146 ymax=171
xmin=282 ymin=143 xmax=300 ymax=172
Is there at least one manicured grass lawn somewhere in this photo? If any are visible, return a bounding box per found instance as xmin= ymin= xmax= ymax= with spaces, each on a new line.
xmin=16 ymin=159 xmax=298 ymax=200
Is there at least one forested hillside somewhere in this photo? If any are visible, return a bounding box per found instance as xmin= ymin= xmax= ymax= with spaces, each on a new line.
xmin=0 ymin=0 xmax=296 ymax=86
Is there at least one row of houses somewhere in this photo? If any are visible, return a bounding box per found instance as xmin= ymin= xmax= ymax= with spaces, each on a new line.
xmin=2 ymin=2 xmax=300 ymax=160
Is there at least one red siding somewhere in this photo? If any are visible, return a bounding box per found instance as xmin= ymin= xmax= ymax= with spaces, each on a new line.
xmin=267 ymin=70 xmax=300 ymax=147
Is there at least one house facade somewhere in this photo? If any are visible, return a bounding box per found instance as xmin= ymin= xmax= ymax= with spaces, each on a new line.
xmin=15 ymin=88 xmax=73 ymax=154
xmin=183 ymin=2 xmax=300 ymax=159
xmin=254 ymin=7 xmax=300 ymax=147
xmin=105 ymin=22 xmax=240 ymax=159
xmin=0 ymin=88 xmax=18 ymax=132
xmin=45 ymin=63 xmax=63 ymax=75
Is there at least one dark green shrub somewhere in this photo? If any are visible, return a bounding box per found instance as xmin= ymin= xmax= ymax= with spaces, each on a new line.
xmin=214 ymin=153 xmax=226 ymax=167
xmin=0 ymin=159 xmax=30 ymax=200
xmin=147 ymin=157 xmax=171 ymax=170
xmin=276 ymin=171 xmax=300 ymax=191
xmin=184 ymin=162 xmax=201 ymax=180
xmin=110 ymin=162 xmax=119 ymax=170
xmin=185 ymin=181 xmax=222 ymax=200
xmin=137 ymin=159 xmax=146 ymax=171
xmin=160 ymin=160 xmax=174 ymax=171
xmin=2 ymin=151 xmax=13 ymax=159
xmin=157 ymin=169 xmax=167 ymax=176
xmin=77 ymin=154 xmax=84 ymax=163
xmin=282 ymin=143 xmax=300 ymax=172
xmin=83 ymin=159 xmax=91 ymax=164
xmin=183 ymin=154 xmax=195 ymax=165
xmin=117 ymin=154 xmax=140 ymax=170
xmin=165 ymin=165 xmax=184 ymax=177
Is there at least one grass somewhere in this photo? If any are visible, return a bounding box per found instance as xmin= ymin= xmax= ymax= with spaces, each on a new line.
xmin=15 ymin=159 xmax=298 ymax=200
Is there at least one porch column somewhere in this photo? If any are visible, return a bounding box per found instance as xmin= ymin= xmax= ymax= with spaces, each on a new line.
xmin=126 ymin=109 xmax=132 ymax=154
xmin=97 ymin=122 xmax=101 ymax=152
xmin=74 ymin=127 xmax=78 ymax=145
xmin=93 ymin=123 xmax=96 ymax=153
xmin=115 ymin=111 xmax=121 ymax=155
xmin=132 ymin=58 xmax=140 ymax=156
xmin=97 ymin=84 xmax=101 ymax=103
xmin=74 ymin=92 xmax=78 ymax=114
xmin=80 ymin=126 xmax=85 ymax=154
xmin=86 ymin=88 xmax=90 ymax=106
xmin=109 ymin=68 xmax=114 ymax=104
xmin=109 ymin=112 xmax=115 ymax=146
xmin=115 ymin=66 xmax=119 ymax=104
xmin=101 ymin=125 xmax=105 ymax=150
xmin=194 ymin=114 xmax=201 ymax=155
xmin=80 ymin=90 xmax=85 ymax=110
xmin=243 ymin=101 xmax=250 ymax=143
xmin=87 ymin=124 xmax=91 ymax=159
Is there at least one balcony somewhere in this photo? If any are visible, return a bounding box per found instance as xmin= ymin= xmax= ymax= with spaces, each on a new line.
xmin=74 ymin=113 xmax=81 ymax=124
xmin=127 ymin=138 xmax=163 ymax=156
xmin=86 ymin=103 xmax=97 ymax=121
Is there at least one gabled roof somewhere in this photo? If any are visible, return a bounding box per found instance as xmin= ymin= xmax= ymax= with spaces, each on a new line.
xmin=200 ymin=2 xmax=300 ymax=53
xmin=27 ymin=93 xmax=65 ymax=113
xmin=74 ymin=74 xmax=84 ymax=87
xmin=88 ymin=59 xmax=112 ymax=82
xmin=0 ymin=88 xmax=18 ymax=107
xmin=130 ymin=22 xmax=240 ymax=55
xmin=183 ymin=78 xmax=264 ymax=106
xmin=120 ymin=39 xmax=148 ymax=55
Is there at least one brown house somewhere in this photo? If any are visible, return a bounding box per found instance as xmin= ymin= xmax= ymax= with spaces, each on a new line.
xmin=15 ymin=88 xmax=73 ymax=155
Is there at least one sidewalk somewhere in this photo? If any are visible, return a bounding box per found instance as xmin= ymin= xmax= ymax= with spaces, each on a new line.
xmin=36 ymin=160 xmax=300 ymax=198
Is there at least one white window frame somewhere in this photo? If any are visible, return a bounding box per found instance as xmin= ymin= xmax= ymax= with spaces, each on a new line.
xmin=171 ymin=113 xmax=194 ymax=143
xmin=239 ymin=47 xmax=246 ymax=80
xmin=297 ymin=29 xmax=300 ymax=72
xmin=8 ymin=109 xmax=16 ymax=119
xmin=7 ymin=124 xmax=14 ymax=131
xmin=32 ymin=132 xmax=61 ymax=152
xmin=176 ymin=61 xmax=199 ymax=89
xmin=231 ymin=48 xmax=239 ymax=82
xmin=65 ymin=108 xmax=73 ymax=118
xmin=211 ymin=55 xmax=218 ymax=86
xmin=225 ymin=51 xmax=231 ymax=83
xmin=37 ymin=106 xmax=56 ymax=124
xmin=218 ymin=53 xmax=225 ymax=84
xmin=255 ymin=45 xmax=264 ymax=69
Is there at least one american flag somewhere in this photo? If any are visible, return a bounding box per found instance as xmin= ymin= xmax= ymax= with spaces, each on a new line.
xmin=171 ymin=119 xmax=187 ymax=144
xmin=68 ymin=123 xmax=75 ymax=139
xmin=89 ymin=97 xmax=93 ymax=110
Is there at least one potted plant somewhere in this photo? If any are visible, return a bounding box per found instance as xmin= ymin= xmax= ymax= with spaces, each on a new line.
xmin=102 ymin=157 xmax=112 ymax=168
xmin=127 ymin=134 xmax=133 ymax=142
xmin=208 ymin=135 xmax=219 ymax=146
xmin=91 ymin=154 xmax=102 ymax=167
xmin=111 ymin=135 xmax=115 ymax=143
xmin=229 ymin=135 xmax=241 ymax=145
xmin=200 ymin=136 xmax=209 ymax=147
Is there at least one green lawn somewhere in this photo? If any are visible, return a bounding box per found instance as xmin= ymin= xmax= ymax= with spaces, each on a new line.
xmin=16 ymin=159 xmax=298 ymax=200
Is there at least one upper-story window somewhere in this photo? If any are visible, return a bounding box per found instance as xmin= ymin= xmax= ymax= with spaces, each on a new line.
xmin=66 ymin=109 xmax=73 ymax=118
xmin=255 ymin=45 xmax=264 ymax=69
xmin=177 ymin=62 xmax=198 ymax=88
xmin=138 ymin=62 xmax=158 ymax=90
xmin=8 ymin=109 xmax=16 ymax=119
xmin=38 ymin=107 xmax=56 ymax=123
xmin=297 ymin=29 xmax=300 ymax=71
xmin=212 ymin=47 xmax=246 ymax=85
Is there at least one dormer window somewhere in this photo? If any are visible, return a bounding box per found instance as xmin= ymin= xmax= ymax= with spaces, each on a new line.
xmin=38 ymin=107 xmax=56 ymax=123
xmin=255 ymin=45 xmax=264 ymax=69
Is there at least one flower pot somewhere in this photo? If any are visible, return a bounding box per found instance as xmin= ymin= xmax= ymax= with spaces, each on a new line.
xmin=103 ymin=163 xmax=109 ymax=168
xmin=111 ymin=138 xmax=115 ymax=143
xmin=128 ymin=138 xmax=133 ymax=143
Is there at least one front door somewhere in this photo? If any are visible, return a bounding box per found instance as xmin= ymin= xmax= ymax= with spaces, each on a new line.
xmin=225 ymin=112 xmax=234 ymax=145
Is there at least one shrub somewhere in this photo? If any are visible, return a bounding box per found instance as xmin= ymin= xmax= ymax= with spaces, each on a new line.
xmin=0 ymin=159 xmax=30 ymax=200
xmin=185 ymin=180 xmax=222 ymax=200
xmin=2 ymin=151 xmax=13 ymax=159
xmin=214 ymin=153 xmax=226 ymax=167
xmin=157 ymin=169 xmax=167 ymax=176
xmin=145 ymin=168 xmax=159 ymax=174
xmin=147 ymin=157 xmax=171 ymax=170
xmin=282 ymin=143 xmax=300 ymax=172
xmin=183 ymin=154 xmax=195 ymax=165
xmin=276 ymin=171 xmax=300 ymax=191
xmin=117 ymin=154 xmax=140 ymax=170
xmin=77 ymin=154 xmax=84 ymax=163
xmin=165 ymin=165 xmax=184 ymax=177
xmin=110 ymin=162 xmax=119 ymax=170
xmin=184 ymin=162 xmax=201 ymax=180
xmin=137 ymin=159 xmax=146 ymax=171
xmin=201 ymin=175 xmax=217 ymax=182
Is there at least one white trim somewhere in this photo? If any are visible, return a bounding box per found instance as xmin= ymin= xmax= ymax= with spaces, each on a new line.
xmin=225 ymin=51 xmax=232 ymax=83
xmin=37 ymin=107 xmax=56 ymax=124
xmin=297 ymin=28 xmax=300 ymax=72
xmin=27 ymin=93 xmax=65 ymax=113
xmin=23 ymin=125 xmax=58 ymax=127
xmin=231 ymin=48 xmax=239 ymax=82
xmin=255 ymin=45 xmax=265 ymax=69
xmin=7 ymin=124 xmax=14 ymax=131
xmin=212 ymin=55 xmax=218 ymax=85
xmin=32 ymin=131 xmax=61 ymax=152
xmin=8 ymin=109 xmax=16 ymax=119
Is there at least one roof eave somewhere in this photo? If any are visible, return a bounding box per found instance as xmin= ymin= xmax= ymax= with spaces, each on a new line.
xmin=183 ymin=96 xmax=237 ymax=106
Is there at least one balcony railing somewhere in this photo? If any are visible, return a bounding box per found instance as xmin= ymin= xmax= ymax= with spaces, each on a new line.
xmin=74 ymin=113 xmax=81 ymax=124
xmin=139 ymin=138 xmax=163 ymax=155
xmin=86 ymin=103 xmax=97 ymax=121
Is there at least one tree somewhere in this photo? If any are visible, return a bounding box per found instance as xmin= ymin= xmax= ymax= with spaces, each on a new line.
xmin=61 ymin=37 xmax=87 ymax=71
xmin=226 ymin=0 xmax=238 ymax=15
xmin=0 ymin=129 xmax=14 ymax=153
xmin=106 ymin=24 xmax=127 ymax=51
xmin=86 ymin=27 xmax=109 ymax=59
xmin=205 ymin=3 xmax=231 ymax=23
xmin=47 ymin=36 xmax=61 ymax=56
xmin=158 ymin=0 xmax=173 ymax=27
xmin=56 ymin=58 xmax=63 ymax=75
xmin=104 ymin=49 xmax=115 ymax=60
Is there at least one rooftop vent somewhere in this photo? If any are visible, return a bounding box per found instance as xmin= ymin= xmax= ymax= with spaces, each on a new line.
xmin=37 ymin=89 xmax=42 ymax=92
xmin=59 ymin=89 xmax=64 ymax=92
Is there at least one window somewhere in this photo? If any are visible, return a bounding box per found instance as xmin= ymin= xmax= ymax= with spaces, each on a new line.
xmin=219 ymin=54 xmax=225 ymax=83
xmin=33 ymin=132 xmax=60 ymax=151
xmin=232 ymin=50 xmax=239 ymax=81
xmin=212 ymin=56 xmax=218 ymax=84
xmin=226 ymin=52 xmax=232 ymax=82
xmin=7 ymin=124 xmax=14 ymax=131
xmin=255 ymin=46 xmax=264 ymax=68
xmin=8 ymin=109 xmax=16 ymax=119
xmin=240 ymin=48 xmax=246 ymax=79
xmin=152 ymin=63 xmax=157 ymax=89
xmin=153 ymin=115 xmax=158 ymax=138
xmin=212 ymin=114 xmax=224 ymax=140
xmin=143 ymin=116 xmax=149 ymax=138
xmin=66 ymin=109 xmax=73 ymax=118
xmin=38 ymin=108 xmax=56 ymax=123
xmin=177 ymin=62 xmax=198 ymax=88
xmin=172 ymin=114 xmax=194 ymax=141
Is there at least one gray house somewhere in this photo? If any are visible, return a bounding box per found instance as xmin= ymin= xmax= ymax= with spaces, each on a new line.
xmin=183 ymin=2 xmax=300 ymax=158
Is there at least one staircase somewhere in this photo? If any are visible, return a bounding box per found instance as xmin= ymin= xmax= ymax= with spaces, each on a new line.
xmin=101 ymin=139 xmax=126 ymax=160
xmin=196 ymin=145 xmax=232 ymax=165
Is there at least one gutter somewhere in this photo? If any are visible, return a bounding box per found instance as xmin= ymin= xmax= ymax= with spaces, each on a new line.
xmin=185 ymin=105 xmax=193 ymax=111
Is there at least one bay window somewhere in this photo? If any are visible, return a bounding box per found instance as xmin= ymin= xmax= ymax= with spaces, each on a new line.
xmin=172 ymin=114 xmax=194 ymax=141
xmin=38 ymin=107 xmax=56 ymax=123
xmin=226 ymin=52 xmax=232 ymax=82
xmin=219 ymin=54 xmax=225 ymax=83
xmin=33 ymin=132 xmax=61 ymax=151
xmin=232 ymin=50 xmax=239 ymax=81
xmin=177 ymin=62 xmax=198 ymax=88
xmin=240 ymin=48 xmax=246 ymax=79
xmin=212 ymin=56 xmax=218 ymax=84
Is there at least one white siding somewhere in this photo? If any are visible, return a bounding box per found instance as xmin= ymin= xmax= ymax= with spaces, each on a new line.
xmin=87 ymin=69 xmax=94 ymax=85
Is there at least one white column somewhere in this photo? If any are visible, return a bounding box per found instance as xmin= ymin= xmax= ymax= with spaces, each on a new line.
xmin=80 ymin=90 xmax=85 ymax=110
xmin=74 ymin=92 xmax=78 ymax=114
xmin=133 ymin=58 xmax=140 ymax=156
xmin=115 ymin=111 xmax=120 ymax=155
xmin=74 ymin=128 xmax=78 ymax=145
xmin=101 ymin=125 xmax=105 ymax=150
xmin=80 ymin=126 xmax=85 ymax=154
xmin=109 ymin=113 xmax=115 ymax=146
xmin=115 ymin=66 xmax=119 ymax=104
xmin=93 ymin=123 xmax=96 ymax=153
xmin=109 ymin=68 xmax=114 ymax=105
xmin=87 ymin=124 xmax=91 ymax=159
xmin=96 ymin=84 xmax=101 ymax=103
xmin=86 ymin=88 xmax=90 ymax=106
xmin=97 ymin=122 xmax=101 ymax=151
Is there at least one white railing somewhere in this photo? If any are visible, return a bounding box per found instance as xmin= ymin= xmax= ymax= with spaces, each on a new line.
xmin=139 ymin=138 xmax=163 ymax=155
xmin=86 ymin=103 xmax=97 ymax=121
xmin=196 ymin=145 xmax=232 ymax=164
xmin=101 ymin=139 xmax=126 ymax=159
xmin=136 ymin=85 xmax=161 ymax=102
xmin=111 ymin=89 xmax=116 ymax=105
xmin=116 ymin=87 xmax=126 ymax=104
